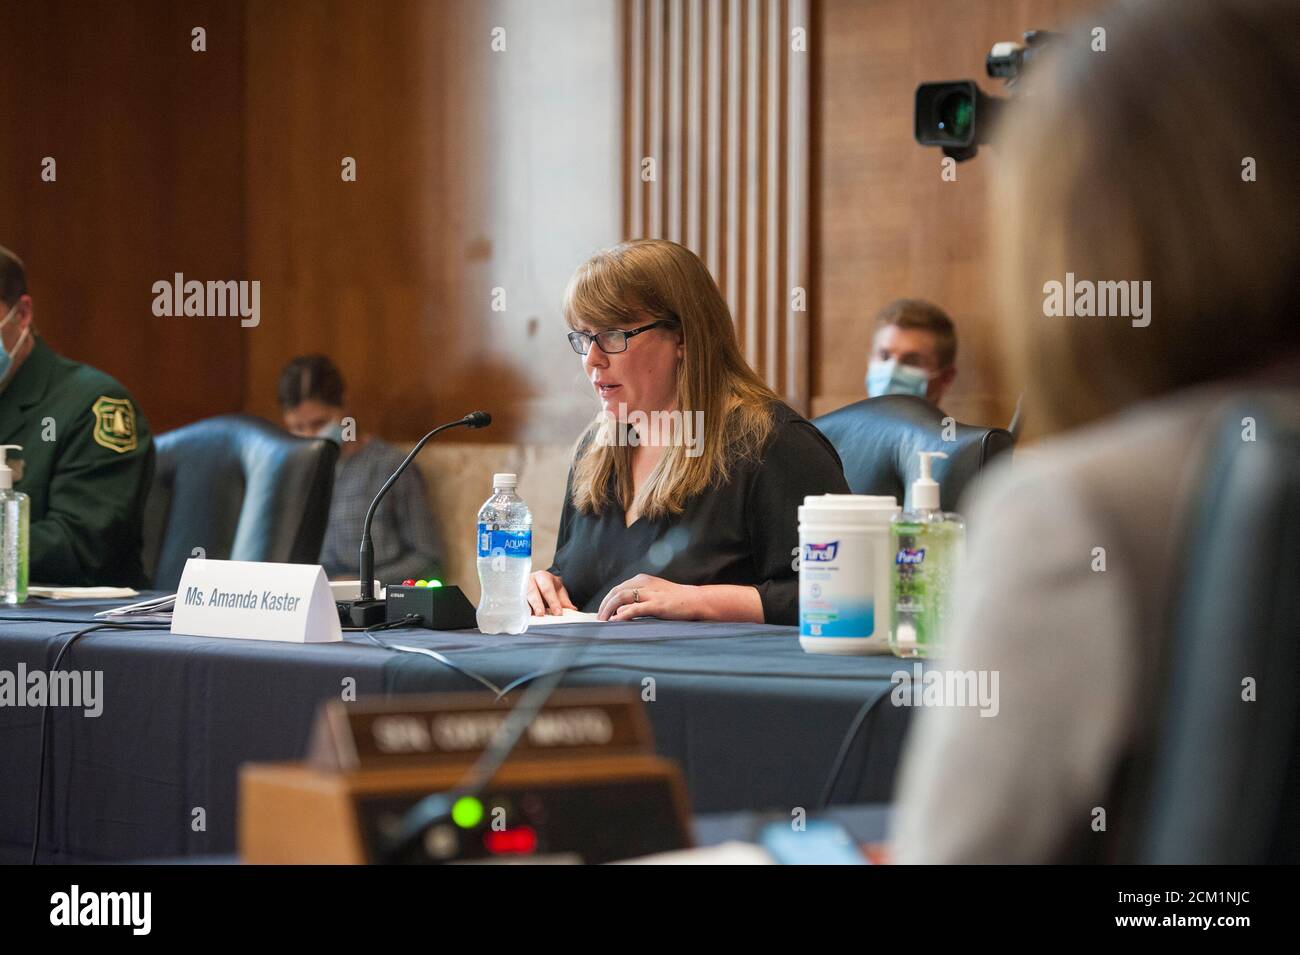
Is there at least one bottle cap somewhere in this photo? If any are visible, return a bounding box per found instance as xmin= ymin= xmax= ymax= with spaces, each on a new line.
xmin=0 ymin=445 xmax=20 ymax=491
xmin=493 ymin=473 xmax=518 ymax=488
xmin=912 ymin=451 xmax=948 ymax=511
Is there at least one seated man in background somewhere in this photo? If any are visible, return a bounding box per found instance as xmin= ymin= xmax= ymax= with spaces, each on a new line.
xmin=278 ymin=355 xmax=444 ymax=585
xmin=865 ymin=298 xmax=957 ymax=408
xmin=0 ymin=244 xmax=154 ymax=586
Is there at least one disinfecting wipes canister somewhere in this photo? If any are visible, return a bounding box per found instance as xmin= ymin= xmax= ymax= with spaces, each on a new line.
xmin=798 ymin=494 xmax=899 ymax=655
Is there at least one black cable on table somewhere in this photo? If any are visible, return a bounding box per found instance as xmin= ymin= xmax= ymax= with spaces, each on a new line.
xmin=494 ymin=660 xmax=897 ymax=699
xmin=29 ymin=622 xmax=171 ymax=866
xmin=818 ymin=694 xmax=883 ymax=810
xmin=358 ymin=614 xmax=505 ymax=696
xmin=0 ymin=614 xmax=167 ymax=625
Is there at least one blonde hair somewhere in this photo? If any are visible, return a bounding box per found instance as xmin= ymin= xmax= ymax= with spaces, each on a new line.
xmin=992 ymin=0 xmax=1300 ymax=438
xmin=563 ymin=239 xmax=778 ymax=518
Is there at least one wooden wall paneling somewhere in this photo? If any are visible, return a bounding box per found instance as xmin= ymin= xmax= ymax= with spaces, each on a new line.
xmin=623 ymin=0 xmax=810 ymax=412
xmin=764 ymin=0 xmax=784 ymax=393
xmin=723 ymin=0 xmax=741 ymax=328
xmin=786 ymin=0 xmax=810 ymax=409
xmin=666 ymin=0 xmax=684 ymax=243
xmin=739 ymin=0 xmax=756 ymax=372
xmin=704 ymin=0 xmax=723 ymax=285
xmin=624 ymin=0 xmax=645 ymax=240
xmin=242 ymin=0 xmax=621 ymax=445
xmin=648 ymin=0 xmax=665 ymax=239
xmin=0 ymin=0 xmax=247 ymax=434
xmin=685 ymin=0 xmax=703 ymax=255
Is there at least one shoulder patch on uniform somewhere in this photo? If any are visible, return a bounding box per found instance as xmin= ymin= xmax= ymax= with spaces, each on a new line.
xmin=91 ymin=396 xmax=139 ymax=453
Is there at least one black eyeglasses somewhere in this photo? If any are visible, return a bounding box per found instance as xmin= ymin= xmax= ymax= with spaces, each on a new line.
xmin=567 ymin=320 xmax=675 ymax=356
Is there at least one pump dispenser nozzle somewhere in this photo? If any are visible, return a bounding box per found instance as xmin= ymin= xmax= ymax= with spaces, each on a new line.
xmin=912 ymin=450 xmax=948 ymax=511
xmin=0 ymin=445 xmax=20 ymax=491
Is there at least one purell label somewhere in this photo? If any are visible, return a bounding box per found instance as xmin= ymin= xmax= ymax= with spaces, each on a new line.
xmin=800 ymin=535 xmax=875 ymax=638
xmin=896 ymin=548 xmax=926 ymax=565
xmin=802 ymin=541 xmax=839 ymax=562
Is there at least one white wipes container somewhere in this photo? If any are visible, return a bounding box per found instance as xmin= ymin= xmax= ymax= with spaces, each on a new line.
xmin=798 ymin=494 xmax=899 ymax=655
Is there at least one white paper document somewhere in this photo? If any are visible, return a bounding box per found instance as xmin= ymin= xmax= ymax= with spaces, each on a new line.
xmin=27 ymin=586 xmax=140 ymax=600
xmin=526 ymin=609 xmax=602 ymax=626
xmin=93 ymin=593 xmax=177 ymax=624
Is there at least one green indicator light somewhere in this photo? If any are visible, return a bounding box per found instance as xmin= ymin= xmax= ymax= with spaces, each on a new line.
xmin=452 ymin=796 xmax=484 ymax=829
xmin=427 ymin=579 xmax=443 ymax=588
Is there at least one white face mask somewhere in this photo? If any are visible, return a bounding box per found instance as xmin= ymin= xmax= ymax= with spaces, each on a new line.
xmin=866 ymin=359 xmax=935 ymax=399
xmin=315 ymin=420 xmax=345 ymax=444
xmin=0 ymin=303 xmax=31 ymax=383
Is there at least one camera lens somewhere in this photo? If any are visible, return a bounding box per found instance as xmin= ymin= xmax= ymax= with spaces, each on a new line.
xmin=936 ymin=91 xmax=973 ymax=141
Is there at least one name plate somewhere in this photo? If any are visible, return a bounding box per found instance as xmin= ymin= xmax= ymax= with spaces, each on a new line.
xmin=309 ymin=688 xmax=652 ymax=771
xmin=172 ymin=558 xmax=342 ymax=644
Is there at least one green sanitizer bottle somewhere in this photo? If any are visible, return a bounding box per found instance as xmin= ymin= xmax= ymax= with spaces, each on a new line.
xmin=0 ymin=445 xmax=30 ymax=606
xmin=889 ymin=451 xmax=965 ymax=658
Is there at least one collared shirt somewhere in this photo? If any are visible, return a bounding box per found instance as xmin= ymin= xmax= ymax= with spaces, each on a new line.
xmin=0 ymin=337 xmax=154 ymax=586
xmin=318 ymin=437 xmax=445 ymax=585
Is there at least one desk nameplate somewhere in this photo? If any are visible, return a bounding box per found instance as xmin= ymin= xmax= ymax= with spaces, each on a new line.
xmin=310 ymin=689 xmax=653 ymax=771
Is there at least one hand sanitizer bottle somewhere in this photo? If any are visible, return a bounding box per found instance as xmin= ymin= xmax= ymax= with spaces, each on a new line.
xmin=0 ymin=445 xmax=30 ymax=606
xmin=889 ymin=451 xmax=965 ymax=658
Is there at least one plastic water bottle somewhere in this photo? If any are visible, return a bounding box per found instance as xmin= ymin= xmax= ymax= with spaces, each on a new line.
xmin=0 ymin=446 xmax=30 ymax=606
xmin=475 ymin=473 xmax=532 ymax=634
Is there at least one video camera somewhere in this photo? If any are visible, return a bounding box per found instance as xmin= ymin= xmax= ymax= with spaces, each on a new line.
xmin=914 ymin=30 xmax=1057 ymax=162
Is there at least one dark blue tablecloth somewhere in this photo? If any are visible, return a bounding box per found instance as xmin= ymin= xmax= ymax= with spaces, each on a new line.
xmin=0 ymin=597 xmax=914 ymax=863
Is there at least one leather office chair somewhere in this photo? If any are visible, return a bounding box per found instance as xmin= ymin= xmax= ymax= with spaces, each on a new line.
xmin=141 ymin=414 xmax=339 ymax=591
xmin=1126 ymin=393 xmax=1300 ymax=863
xmin=812 ymin=395 xmax=1015 ymax=512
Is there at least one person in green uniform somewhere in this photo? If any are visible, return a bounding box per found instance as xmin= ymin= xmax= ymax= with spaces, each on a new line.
xmin=0 ymin=245 xmax=154 ymax=586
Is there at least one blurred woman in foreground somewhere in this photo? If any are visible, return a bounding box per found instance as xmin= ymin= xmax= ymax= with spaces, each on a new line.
xmin=891 ymin=0 xmax=1300 ymax=862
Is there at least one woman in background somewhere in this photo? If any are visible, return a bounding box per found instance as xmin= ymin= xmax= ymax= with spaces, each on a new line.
xmin=891 ymin=0 xmax=1300 ymax=862
xmin=528 ymin=239 xmax=849 ymax=624
xmin=279 ymin=355 xmax=445 ymax=585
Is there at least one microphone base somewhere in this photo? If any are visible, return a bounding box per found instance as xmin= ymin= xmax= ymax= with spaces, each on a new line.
xmin=384 ymin=585 xmax=479 ymax=631
xmin=337 ymin=599 xmax=387 ymax=629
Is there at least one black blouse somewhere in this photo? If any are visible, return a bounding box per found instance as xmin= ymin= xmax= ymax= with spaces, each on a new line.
xmin=547 ymin=402 xmax=850 ymax=625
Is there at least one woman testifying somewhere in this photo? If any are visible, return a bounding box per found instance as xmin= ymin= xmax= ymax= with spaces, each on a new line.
xmin=527 ymin=239 xmax=849 ymax=625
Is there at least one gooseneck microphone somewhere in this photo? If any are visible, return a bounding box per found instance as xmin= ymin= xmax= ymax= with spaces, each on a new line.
xmin=340 ymin=411 xmax=492 ymax=627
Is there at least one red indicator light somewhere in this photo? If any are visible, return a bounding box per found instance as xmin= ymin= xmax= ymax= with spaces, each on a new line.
xmin=402 ymin=579 xmax=416 ymax=587
xmin=483 ymin=826 xmax=538 ymax=855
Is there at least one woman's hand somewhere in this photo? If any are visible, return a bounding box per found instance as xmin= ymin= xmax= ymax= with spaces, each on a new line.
xmin=527 ymin=570 xmax=578 ymax=616
xmin=598 ymin=577 xmax=766 ymax=623
xmin=597 ymin=574 xmax=705 ymax=622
